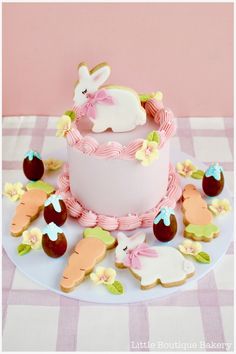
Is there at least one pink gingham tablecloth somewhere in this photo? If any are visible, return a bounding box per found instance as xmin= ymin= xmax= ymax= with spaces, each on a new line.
xmin=2 ymin=116 xmax=234 ymax=352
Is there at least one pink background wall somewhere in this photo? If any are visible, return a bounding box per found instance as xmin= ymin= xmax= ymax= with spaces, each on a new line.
xmin=3 ymin=3 xmax=233 ymax=117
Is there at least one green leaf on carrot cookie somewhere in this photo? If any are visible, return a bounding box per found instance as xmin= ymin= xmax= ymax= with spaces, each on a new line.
xmin=83 ymin=227 xmax=116 ymax=247
xmin=185 ymin=224 xmax=219 ymax=239
xmin=26 ymin=180 xmax=55 ymax=195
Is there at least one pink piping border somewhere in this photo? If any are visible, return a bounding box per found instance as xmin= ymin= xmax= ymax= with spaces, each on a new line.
xmin=56 ymin=163 xmax=182 ymax=231
xmin=66 ymin=98 xmax=176 ymax=160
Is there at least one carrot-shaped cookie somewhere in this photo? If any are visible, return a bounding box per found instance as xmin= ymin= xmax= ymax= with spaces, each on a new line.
xmin=182 ymin=184 xmax=219 ymax=242
xmin=10 ymin=189 xmax=47 ymax=237
xmin=60 ymin=238 xmax=107 ymax=292
xmin=60 ymin=227 xmax=116 ymax=293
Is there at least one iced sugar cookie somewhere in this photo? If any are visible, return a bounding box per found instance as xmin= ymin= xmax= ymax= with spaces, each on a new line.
xmin=184 ymin=224 xmax=219 ymax=242
xmin=73 ymin=62 xmax=146 ymax=133
xmin=10 ymin=189 xmax=47 ymax=237
xmin=115 ymin=232 xmax=195 ymax=290
xmin=60 ymin=237 xmax=111 ymax=293
xmin=182 ymin=184 xmax=202 ymax=201
xmin=182 ymin=184 xmax=219 ymax=242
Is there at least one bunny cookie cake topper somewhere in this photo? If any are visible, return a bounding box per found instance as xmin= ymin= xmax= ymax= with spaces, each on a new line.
xmin=73 ymin=62 xmax=146 ymax=133
xmin=115 ymin=232 xmax=195 ymax=289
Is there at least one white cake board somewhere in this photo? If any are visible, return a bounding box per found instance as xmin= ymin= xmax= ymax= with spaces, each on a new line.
xmin=2 ymin=148 xmax=233 ymax=304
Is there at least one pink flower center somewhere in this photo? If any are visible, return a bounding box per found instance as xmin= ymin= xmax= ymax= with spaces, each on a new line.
xmin=186 ymin=247 xmax=194 ymax=253
xmin=29 ymin=235 xmax=37 ymax=244
xmin=64 ymin=124 xmax=70 ymax=131
xmin=216 ymin=206 xmax=224 ymax=212
xmin=99 ymin=274 xmax=109 ymax=282
xmin=183 ymin=166 xmax=192 ymax=174
xmin=10 ymin=189 xmax=17 ymax=196
xmin=145 ymin=147 xmax=152 ymax=156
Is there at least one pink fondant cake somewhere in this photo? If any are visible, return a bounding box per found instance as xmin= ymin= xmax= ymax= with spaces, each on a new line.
xmin=56 ymin=62 xmax=181 ymax=230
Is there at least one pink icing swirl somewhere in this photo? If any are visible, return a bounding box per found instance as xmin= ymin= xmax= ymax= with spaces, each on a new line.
xmin=166 ymin=165 xmax=181 ymax=201
xmin=55 ymin=189 xmax=71 ymax=200
xmin=66 ymin=128 xmax=82 ymax=146
xmin=57 ymin=173 xmax=70 ymax=192
xmin=97 ymin=215 xmax=119 ymax=231
xmin=76 ymin=136 xmax=99 ymax=154
xmin=141 ymin=211 xmax=156 ymax=228
xmin=72 ymin=104 xmax=84 ymax=123
xmin=95 ymin=141 xmax=123 ymax=158
xmin=62 ymin=163 xmax=69 ymax=174
xmin=57 ymin=163 xmax=181 ymax=231
xmin=79 ymin=210 xmax=97 ymax=227
xmin=118 ymin=214 xmax=141 ymax=230
xmin=157 ymin=130 xmax=167 ymax=149
xmin=65 ymin=197 xmax=83 ymax=218
xmin=120 ymin=139 xmax=144 ymax=159
xmin=145 ymin=98 xmax=164 ymax=117
xmin=158 ymin=109 xmax=176 ymax=138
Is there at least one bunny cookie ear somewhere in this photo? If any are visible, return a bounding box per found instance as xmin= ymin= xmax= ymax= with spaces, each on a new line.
xmin=117 ymin=232 xmax=127 ymax=243
xmin=78 ymin=63 xmax=90 ymax=80
xmin=130 ymin=232 xmax=146 ymax=247
xmin=90 ymin=63 xmax=111 ymax=87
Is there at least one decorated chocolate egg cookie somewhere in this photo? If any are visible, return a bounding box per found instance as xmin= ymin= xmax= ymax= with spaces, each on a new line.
xmin=42 ymin=222 xmax=67 ymax=258
xmin=153 ymin=207 xmax=177 ymax=242
xmin=23 ymin=150 xmax=44 ymax=181
xmin=44 ymin=194 xmax=67 ymax=226
xmin=202 ymin=163 xmax=224 ymax=197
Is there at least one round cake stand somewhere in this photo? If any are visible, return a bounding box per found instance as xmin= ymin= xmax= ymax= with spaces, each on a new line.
xmin=2 ymin=149 xmax=233 ymax=304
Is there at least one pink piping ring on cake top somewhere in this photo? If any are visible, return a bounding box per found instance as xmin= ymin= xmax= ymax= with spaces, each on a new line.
xmin=66 ymin=98 xmax=176 ymax=160
xmin=56 ymin=164 xmax=182 ymax=231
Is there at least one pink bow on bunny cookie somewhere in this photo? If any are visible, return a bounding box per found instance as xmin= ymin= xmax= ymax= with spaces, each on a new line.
xmin=74 ymin=89 xmax=114 ymax=119
xmin=124 ymin=243 xmax=158 ymax=269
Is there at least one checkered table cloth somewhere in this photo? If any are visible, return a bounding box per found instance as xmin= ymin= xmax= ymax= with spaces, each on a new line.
xmin=2 ymin=116 xmax=234 ymax=352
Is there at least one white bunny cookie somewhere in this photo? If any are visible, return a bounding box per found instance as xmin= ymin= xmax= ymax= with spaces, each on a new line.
xmin=115 ymin=232 xmax=195 ymax=289
xmin=73 ymin=62 xmax=146 ymax=133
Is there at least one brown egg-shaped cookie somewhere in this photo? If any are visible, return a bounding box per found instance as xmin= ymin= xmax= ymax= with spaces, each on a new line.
xmin=42 ymin=222 xmax=67 ymax=258
xmin=202 ymin=163 xmax=224 ymax=197
xmin=44 ymin=195 xmax=67 ymax=226
xmin=153 ymin=207 xmax=177 ymax=242
xmin=23 ymin=150 xmax=44 ymax=181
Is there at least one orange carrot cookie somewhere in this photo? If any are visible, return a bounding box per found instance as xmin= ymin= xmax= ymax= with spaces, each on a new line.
xmin=10 ymin=189 xmax=47 ymax=237
xmin=182 ymin=184 xmax=201 ymax=200
xmin=182 ymin=184 xmax=219 ymax=242
xmin=60 ymin=237 xmax=107 ymax=293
